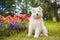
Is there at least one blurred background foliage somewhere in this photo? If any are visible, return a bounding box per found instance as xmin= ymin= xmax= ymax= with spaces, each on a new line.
xmin=0 ymin=0 xmax=60 ymax=22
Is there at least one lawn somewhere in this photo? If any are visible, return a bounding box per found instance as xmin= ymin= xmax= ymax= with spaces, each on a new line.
xmin=0 ymin=20 xmax=60 ymax=40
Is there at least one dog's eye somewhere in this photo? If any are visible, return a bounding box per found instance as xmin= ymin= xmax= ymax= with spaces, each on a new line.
xmin=34 ymin=11 xmax=36 ymax=13
xmin=38 ymin=11 xmax=40 ymax=13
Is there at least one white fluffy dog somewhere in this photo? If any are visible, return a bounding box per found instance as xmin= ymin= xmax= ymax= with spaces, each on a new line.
xmin=28 ymin=6 xmax=48 ymax=38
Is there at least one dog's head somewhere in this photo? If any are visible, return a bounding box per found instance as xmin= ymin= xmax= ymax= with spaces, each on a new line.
xmin=30 ymin=6 xmax=43 ymax=19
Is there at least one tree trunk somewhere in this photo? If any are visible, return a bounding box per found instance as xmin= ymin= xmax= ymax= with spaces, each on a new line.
xmin=53 ymin=1 xmax=59 ymax=22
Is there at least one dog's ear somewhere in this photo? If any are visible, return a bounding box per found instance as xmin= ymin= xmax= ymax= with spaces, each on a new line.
xmin=30 ymin=7 xmax=34 ymax=14
xmin=38 ymin=6 xmax=42 ymax=11
xmin=38 ymin=6 xmax=43 ymax=17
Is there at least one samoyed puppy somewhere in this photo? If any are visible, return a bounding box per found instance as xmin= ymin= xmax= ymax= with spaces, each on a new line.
xmin=28 ymin=6 xmax=48 ymax=38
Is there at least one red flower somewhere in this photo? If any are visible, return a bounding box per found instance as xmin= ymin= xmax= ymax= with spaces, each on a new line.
xmin=19 ymin=14 xmax=29 ymax=18
xmin=14 ymin=14 xmax=16 ymax=17
xmin=7 ymin=15 xmax=12 ymax=20
xmin=16 ymin=17 xmax=19 ymax=21
xmin=15 ymin=14 xmax=29 ymax=21
xmin=14 ymin=14 xmax=19 ymax=21
xmin=0 ymin=15 xmax=2 ymax=18
xmin=23 ymin=14 xmax=27 ymax=18
xmin=19 ymin=14 xmax=23 ymax=18
xmin=22 ymin=14 xmax=29 ymax=20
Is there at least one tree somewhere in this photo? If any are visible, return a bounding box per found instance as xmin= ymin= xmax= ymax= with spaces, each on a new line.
xmin=44 ymin=0 xmax=59 ymax=22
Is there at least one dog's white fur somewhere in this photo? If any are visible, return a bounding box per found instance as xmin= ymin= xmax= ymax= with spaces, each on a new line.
xmin=28 ymin=6 xmax=48 ymax=38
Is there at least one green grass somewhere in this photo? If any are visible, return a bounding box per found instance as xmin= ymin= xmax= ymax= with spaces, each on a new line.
xmin=1 ymin=20 xmax=60 ymax=40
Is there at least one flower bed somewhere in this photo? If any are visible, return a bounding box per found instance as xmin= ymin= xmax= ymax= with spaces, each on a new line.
xmin=0 ymin=14 xmax=29 ymax=31
xmin=0 ymin=14 xmax=29 ymax=38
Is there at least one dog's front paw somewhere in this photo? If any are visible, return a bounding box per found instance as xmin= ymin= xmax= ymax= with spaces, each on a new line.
xmin=44 ymin=34 xmax=48 ymax=37
xmin=34 ymin=35 xmax=39 ymax=38
xmin=28 ymin=34 xmax=31 ymax=37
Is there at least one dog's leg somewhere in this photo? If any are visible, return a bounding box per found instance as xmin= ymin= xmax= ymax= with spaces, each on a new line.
xmin=42 ymin=26 xmax=48 ymax=36
xmin=34 ymin=27 xmax=40 ymax=38
xmin=28 ymin=25 xmax=33 ymax=36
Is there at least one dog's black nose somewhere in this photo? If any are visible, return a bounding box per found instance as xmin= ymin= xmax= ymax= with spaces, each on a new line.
xmin=37 ymin=14 xmax=38 ymax=16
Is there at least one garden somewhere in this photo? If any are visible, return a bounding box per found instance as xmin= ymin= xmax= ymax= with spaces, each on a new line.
xmin=0 ymin=0 xmax=60 ymax=40
xmin=0 ymin=14 xmax=29 ymax=40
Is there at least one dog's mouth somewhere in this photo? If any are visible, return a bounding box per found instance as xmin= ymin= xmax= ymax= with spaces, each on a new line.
xmin=34 ymin=16 xmax=41 ymax=19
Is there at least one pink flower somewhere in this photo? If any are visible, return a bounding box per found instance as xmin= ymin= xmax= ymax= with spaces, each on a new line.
xmin=9 ymin=18 xmax=15 ymax=24
xmin=7 ymin=15 xmax=12 ymax=20
xmin=23 ymin=14 xmax=27 ymax=18
xmin=14 ymin=14 xmax=19 ymax=21
xmin=16 ymin=17 xmax=19 ymax=21
xmin=14 ymin=14 xmax=16 ymax=17
xmin=18 ymin=14 xmax=29 ymax=21
xmin=0 ymin=15 xmax=2 ymax=18
xmin=19 ymin=14 xmax=23 ymax=18
xmin=26 ymin=17 xmax=29 ymax=20
xmin=19 ymin=14 xmax=29 ymax=18
xmin=22 ymin=14 xmax=29 ymax=20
